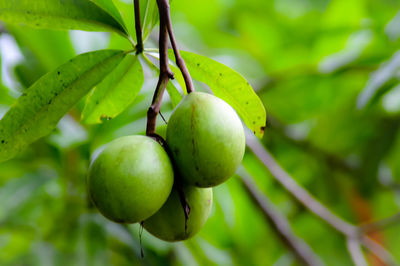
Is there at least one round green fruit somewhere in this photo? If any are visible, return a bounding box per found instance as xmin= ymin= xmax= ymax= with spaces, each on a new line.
xmin=143 ymin=186 xmax=213 ymax=242
xmin=87 ymin=135 xmax=174 ymax=223
xmin=166 ymin=92 xmax=245 ymax=187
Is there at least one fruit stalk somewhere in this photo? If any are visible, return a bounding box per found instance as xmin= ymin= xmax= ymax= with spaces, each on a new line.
xmin=146 ymin=0 xmax=174 ymax=136
xmin=134 ymin=0 xmax=143 ymax=54
xmin=160 ymin=0 xmax=194 ymax=94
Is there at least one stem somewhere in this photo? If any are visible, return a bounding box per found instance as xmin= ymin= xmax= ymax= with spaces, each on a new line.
xmin=346 ymin=238 xmax=368 ymax=266
xmin=239 ymin=169 xmax=323 ymax=266
xmin=360 ymin=212 xmax=400 ymax=233
xmin=134 ymin=0 xmax=144 ymax=54
xmin=146 ymin=0 xmax=174 ymax=136
xmin=159 ymin=0 xmax=194 ymax=93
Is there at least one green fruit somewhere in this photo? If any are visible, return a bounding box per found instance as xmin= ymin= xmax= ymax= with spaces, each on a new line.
xmin=166 ymin=92 xmax=245 ymax=187
xmin=143 ymin=186 xmax=213 ymax=241
xmin=87 ymin=135 xmax=174 ymax=223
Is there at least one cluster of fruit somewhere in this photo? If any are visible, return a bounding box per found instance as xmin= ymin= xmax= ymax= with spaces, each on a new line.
xmin=87 ymin=92 xmax=245 ymax=242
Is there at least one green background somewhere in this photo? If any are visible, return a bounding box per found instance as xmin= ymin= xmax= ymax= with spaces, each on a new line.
xmin=1 ymin=0 xmax=400 ymax=265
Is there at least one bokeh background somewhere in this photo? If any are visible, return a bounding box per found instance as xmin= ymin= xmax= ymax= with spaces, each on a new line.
xmin=1 ymin=0 xmax=400 ymax=265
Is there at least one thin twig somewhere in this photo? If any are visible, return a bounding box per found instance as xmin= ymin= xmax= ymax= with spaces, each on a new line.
xmin=245 ymin=131 xmax=397 ymax=265
xmin=146 ymin=0 xmax=174 ymax=136
xmin=160 ymin=0 xmax=194 ymax=93
xmin=239 ymin=169 xmax=323 ymax=266
xmin=134 ymin=0 xmax=144 ymax=54
xmin=245 ymin=131 xmax=356 ymax=236
xmin=346 ymin=238 xmax=368 ymax=266
xmin=360 ymin=212 xmax=400 ymax=233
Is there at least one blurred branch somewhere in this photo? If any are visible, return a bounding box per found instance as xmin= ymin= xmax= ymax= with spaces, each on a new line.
xmin=245 ymin=132 xmax=397 ymax=265
xmin=346 ymin=238 xmax=368 ymax=266
xmin=239 ymin=169 xmax=324 ymax=266
xmin=361 ymin=212 xmax=400 ymax=233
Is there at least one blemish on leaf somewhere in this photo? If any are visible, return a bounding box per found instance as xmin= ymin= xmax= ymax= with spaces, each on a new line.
xmin=57 ymin=71 xmax=61 ymax=75
xmin=1 ymin=140 xmax=4 ymax=144
xmin=219 ymin=73 xmax=222 ymax=76
xmin=197 ymin=63 xmax=200 ymax=67
xmin=100 ymin=115 xmax=112 ymax=121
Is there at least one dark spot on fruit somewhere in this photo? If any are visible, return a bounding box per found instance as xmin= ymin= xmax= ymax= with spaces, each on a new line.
xmin=57 ymin=71 xmax=60 ymax=75
xmin=1 ymin=140 xmax=4 ymax=144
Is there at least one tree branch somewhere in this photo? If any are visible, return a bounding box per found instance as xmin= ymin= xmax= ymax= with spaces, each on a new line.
xmin=238 ymin=169 xmax=323 ymax=266
xmin=360 ymin=212 xmax=400 ymax=233
xmin=146 ymin=0 xmax=174 ymax=136
xmin=346 ymin=237 xmax=368 ymax=266
xmin=134 ymin=0 xmax=143 ymax=54
xmin=245 ymin=131 xmax=397 ymax=265
xmin=161 ymin=0 xmax=194 ymax=93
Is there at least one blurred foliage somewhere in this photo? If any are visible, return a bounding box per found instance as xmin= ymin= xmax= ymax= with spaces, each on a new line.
xmin=1 ymin=0 xmax=400 ymax=265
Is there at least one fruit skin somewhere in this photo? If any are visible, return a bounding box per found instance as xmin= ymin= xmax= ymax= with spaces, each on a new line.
xmin=87 ymin=135 xmax=174 ymax=223
xmin=143 ymin=186 xmax=213 ymax=242
xmin=166 ymin=92 xmax=245 ymax=187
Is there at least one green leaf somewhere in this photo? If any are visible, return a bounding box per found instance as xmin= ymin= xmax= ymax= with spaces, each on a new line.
xmin=0 ymin=49 xmax=126 ymax=163
xmin=174 ymin=50 xmax=267 ymax=137
xmin=142 ymin=54 xmax=183 ymax=107
xmin=82 ymin=54 xmax=144 ymax=124
xmin=89 ymin=0 xmax=127 ymax=33
xmin=7 ymin=25 xmax=75 ymax=71
xmin=0 ymin=0 xmax=128 ymax=36
xmin=0 ymin=55 xmax=14 ymax=105
xmin=140 ymin=0 xmax=159 ymax=41
xmin=357 ymin=50 xmax=400 ymax=109
xmin=166 ymin=82 xmax=183 ymax=108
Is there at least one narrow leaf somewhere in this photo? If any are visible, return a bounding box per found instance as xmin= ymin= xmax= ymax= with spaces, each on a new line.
xmin=357 ymin=50 xmax=400 ymax=109
xmin=89 ymin=0 xmax=128 ymax=34
xmin=82 ymin=54 xmax=144 ymax=124
xmin=0 ymin=0 xmax=128 ymax=36
xmin=174 ymin=51 xmax=267 ymax=137
xmin=0 ymin=49 xmax=126 ymax=163
xmin=166 ymin=82 xmax=183 ymax=108
xmin=7 ymin=25 xmax=75 ymax=71
xmin=143 ymin=54 xmax=183 ymax=107
xmin=140 ymin=0 xmax=159 ymax=41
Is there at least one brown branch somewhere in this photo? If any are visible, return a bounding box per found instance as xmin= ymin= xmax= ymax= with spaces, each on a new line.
xmin=245 ymin=131 xmax=397 ymax=265
xmin=160 ymin=0 xmax=194 ymax=93
xmin=146 ymin=0 xmax=174 ymax=136
xmin=238 ymin=169 xmax=323 ymax=266
xmin=134 ymin=0 xmax=144 ymax=54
